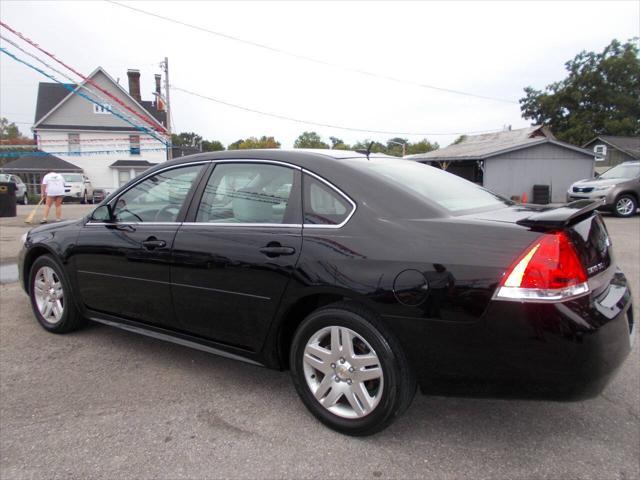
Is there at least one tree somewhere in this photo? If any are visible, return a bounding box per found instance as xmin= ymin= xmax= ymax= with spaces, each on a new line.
xmin=405 ymin=138 xmax=439 ymax=155
xmin=386 ymin=137 xmax=408 ymax=157
xmin=171 ymin=132 xmax=202 ymax=147
xmin=329 ymin=136 xmax=350 ymax=150
xmin=452 ymin=135 xmax=466 ymax=145
xmin=294 ymin=131 xmax=329 ymax=149
xmin=520 ymin=38 xmax=640 ymax=145
xmin=0 ymin=117 xmax=33 ymax=145
xmin=201 ymin=140 xmax=225 ymax=152
xmin=228 ymin=136 xmax=281 ymax=150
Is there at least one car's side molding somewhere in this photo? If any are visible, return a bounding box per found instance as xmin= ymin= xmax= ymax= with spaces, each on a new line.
xmin=89 ymin=316 xmax=265 ymax=367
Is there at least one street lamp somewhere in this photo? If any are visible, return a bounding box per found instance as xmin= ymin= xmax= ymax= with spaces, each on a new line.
xmin=387 ymin=140 xmax=406 ymax=157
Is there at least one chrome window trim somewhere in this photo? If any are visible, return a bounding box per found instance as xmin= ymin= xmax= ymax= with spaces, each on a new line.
xmin=87 ymin=158 xmax=355 ymax=229
xmin=181 ymin=222 xmax=302 ymax=228
xmin=301 ymin=168 xmax=357 ymax=229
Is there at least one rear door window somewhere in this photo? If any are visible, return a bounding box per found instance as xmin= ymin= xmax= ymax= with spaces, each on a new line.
xmin=195 ymin=163 xmax=300 ymax=224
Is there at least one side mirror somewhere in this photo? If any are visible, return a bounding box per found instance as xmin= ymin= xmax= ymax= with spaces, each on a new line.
xmin=91 ymin=204 xmax=114 ymax=222
xmin=594 ymin=172 xmax=600 ymax=178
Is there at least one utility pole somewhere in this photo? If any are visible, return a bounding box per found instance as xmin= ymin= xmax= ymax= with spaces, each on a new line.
xmin=162 ymin=57 xmax=172 ymax=160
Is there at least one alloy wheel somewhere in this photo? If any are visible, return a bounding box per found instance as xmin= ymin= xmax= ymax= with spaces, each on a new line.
xmin=33 ymin=266 xmax=64 ymax=324
xmin=616 ymin=197 xmax=635 ymax=216
xmin=302 ymin=326 xmax=384 ymax=419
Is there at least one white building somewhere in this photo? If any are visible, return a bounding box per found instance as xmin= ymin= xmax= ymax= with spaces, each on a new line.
xmin=33 ymin=67 xmax=169 ymax=193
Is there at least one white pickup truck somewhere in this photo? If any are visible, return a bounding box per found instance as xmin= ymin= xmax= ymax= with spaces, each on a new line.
xmin=62 ymin=173 xmax=94 ymax=204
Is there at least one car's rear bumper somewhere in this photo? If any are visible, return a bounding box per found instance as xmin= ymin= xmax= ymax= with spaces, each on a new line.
xmin=390 ymin=270 xmax=634 ymax=400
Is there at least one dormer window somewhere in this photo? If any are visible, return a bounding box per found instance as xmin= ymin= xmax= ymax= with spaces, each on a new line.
xmin=93 ymin=104 xmax=112 ymax=114
xmin=594 ymin=144 xmax=607 ymax=161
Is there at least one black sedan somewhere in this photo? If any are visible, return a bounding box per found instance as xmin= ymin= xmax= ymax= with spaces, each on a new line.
xmin=18 ymin=150 xmax=634 ymax=435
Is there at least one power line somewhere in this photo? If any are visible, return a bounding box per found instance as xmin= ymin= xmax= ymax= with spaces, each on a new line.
xmin=106 ymin=0 xmax=517 ymax=104
xmin=0 ymin=47 xmax=168 ymax=144
xmin=0 ymin=20 xmax=169 ymax=134
xmin=171 ymin=85 xmax=502 ymax=137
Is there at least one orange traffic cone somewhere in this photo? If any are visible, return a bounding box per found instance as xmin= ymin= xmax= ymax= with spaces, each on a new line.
xmin=521 ymin=192 xmax=528 ymax=204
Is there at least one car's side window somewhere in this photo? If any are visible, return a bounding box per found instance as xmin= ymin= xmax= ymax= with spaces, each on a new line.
xmin=111 ymin=164 xmax=203 ymax=223
xmin=303 ymin=173 xmax=353 ymax=226
xmin=196 ymin=163 xmax=299 ymax=224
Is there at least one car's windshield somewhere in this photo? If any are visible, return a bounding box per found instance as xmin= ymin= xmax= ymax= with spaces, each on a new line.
xmin=62 ymin=174 xmax=83 ymax=182
xmin=600 ymin=163 xmax=640 ymax=180
xmin=365 ymin=160 xmax=510 ymax=213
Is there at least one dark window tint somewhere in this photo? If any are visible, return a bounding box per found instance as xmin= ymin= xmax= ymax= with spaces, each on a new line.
xmin=112 ymin=164 xmax=202 ymax=222
xmin=196 ymin=163 xmax=297 ymax=224
xmin=365 ymin=160 xmax=510 ymax=213
xmin=303 ymin=174 xmax=353 ymax=226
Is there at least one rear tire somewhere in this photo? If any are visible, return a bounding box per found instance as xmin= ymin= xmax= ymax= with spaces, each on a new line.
xmin=290 ymin=301 xmax=416 ymax=436
xmin=28 ymin=255 xmax=85 ymax=333
xmin=614 ymin=194 xmax=637 ymax=218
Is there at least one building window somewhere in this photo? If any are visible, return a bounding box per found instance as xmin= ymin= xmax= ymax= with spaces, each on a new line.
xmin=68 ymin=133 xmax=80 ymax=155
xmin=118 ymin=170 xmax=131 ymax=187
xmin=130 ymin=135 xmax=141 ymax=156
xmin=93 ymin=103 xmax=112 ymax=114
xmin=594 ymin=144 xmax=607 ymax=161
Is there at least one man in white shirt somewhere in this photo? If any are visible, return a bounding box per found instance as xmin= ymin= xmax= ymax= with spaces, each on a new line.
xmin=41 ymin=171 xmax=66 ymax=223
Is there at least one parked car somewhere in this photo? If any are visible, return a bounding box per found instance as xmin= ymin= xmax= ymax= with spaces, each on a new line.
xmin=18 ymin=150 xmax=634 ymax=436
xmin=0 ymin=173 xmax=28 ymax=205
xmin=91 ymin=188 xmax=107 ymax=204
xmin=61 ymin=173 xmax=94 ymax=204
xmin=567 ymin=161 xmax=640 ymax=217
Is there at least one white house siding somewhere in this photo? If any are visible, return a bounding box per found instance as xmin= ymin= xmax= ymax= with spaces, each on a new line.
xmin=483 ymin=143 xmax=594 ymax=203
xmin=36 ymin=130 xmax=167 ymax=193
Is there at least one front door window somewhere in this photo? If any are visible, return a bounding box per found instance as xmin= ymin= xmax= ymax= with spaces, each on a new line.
xmin=112 ymin=164 xmax=203 ymax=223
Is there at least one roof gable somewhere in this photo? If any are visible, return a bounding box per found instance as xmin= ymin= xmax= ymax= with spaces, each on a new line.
xmin=583 ymin=136 xmax=640 ymax=159
xmin=34 ymin=83 xmax=75 ymax=124
xmin=33 ymin=67 xmax=166 ymax=133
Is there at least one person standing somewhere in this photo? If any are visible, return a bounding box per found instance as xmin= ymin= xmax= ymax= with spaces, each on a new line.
xmin=40 ymin=171 xmax=66 ymax=223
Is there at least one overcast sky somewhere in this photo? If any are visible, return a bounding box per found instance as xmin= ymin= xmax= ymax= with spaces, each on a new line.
xmin=1 ymin=1 xmax=638 ymax=148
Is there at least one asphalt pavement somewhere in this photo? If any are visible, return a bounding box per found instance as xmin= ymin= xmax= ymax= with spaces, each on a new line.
xmin=0 ymin=206 xmax=638 ymax=479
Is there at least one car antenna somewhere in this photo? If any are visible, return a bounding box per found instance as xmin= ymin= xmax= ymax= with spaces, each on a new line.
xmin=355 ymin=142 xmax=374 ymax=160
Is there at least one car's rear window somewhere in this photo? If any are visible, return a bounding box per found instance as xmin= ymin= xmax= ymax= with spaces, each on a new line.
xmin=365 ymin=160 xmax=510 ymax=213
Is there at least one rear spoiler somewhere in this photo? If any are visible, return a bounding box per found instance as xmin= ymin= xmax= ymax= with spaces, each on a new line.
xmin=516 ymin=199 xmax=605 ymax=230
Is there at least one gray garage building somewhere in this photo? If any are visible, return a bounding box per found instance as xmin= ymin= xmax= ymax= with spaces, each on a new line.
xmin=405 ymin=126 xmax=595 ymax=203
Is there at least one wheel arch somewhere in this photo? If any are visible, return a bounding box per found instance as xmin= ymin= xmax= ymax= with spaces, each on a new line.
xmin=616 ymin=190 xmax=638 ymax=204
xmin=22 ymin=245 xmax=57 ymax=291
xmin=269 ymin=289 xmax=379 ymax=370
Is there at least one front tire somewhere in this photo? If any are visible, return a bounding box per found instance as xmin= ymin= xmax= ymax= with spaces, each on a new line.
xmin=22 ymin=193 xmax=28 ymax=205
xmin=81 ymin=191 xmax=87 ymax=204
xmin=614 ymin=194 xmax=637 ymax=218
xmin=290 ymin=302 xmax=416 ymax=436
xmin=29 ymin=255 xmax=85 ymax=333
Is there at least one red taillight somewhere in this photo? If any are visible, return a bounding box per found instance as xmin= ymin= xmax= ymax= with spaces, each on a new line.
xmin=495 ymin=231 xmax=589 ymax=302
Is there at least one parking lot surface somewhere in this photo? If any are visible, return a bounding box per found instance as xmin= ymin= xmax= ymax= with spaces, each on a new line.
xmin=1 ymin=206 xmax=638 ymax=479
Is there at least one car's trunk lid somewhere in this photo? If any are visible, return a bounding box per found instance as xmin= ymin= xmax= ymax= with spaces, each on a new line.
xmin=461 ymin=200 xmax=613 ymax=280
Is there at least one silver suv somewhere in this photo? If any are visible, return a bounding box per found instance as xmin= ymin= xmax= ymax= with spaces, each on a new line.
xmin=568 ymin=161 xmax=640 ymax=217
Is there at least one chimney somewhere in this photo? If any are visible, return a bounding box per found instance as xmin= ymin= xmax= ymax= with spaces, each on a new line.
xmin=127 ymin=69 xmax=141 ymax=102
xmin=154 ymin=74 xmax=161 ymax=95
